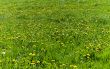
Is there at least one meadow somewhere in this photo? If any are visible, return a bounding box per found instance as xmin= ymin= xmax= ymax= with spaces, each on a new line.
xmin=0 ymin=0 xmax=110 ymax=69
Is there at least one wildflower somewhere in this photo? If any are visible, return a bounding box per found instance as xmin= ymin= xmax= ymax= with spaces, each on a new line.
xmin=31 ymin=60 xmax=36 ymax=65
xmin=62 ymin=64 xmax=66 ymax=66
xmin=0 ymin=60 xmax=2 ymax=63
xmin=70 ymin=65 xmax=74 ymax=67
xmin=60 ymin=42 xmax=64 ymax=47
xmin=12 ymin=59 xmax=16 ymax=62
xmin=1 ymin=52 xmax=6 ymax=55
xmin=29 ymin=53 xmax=36 ymax=56
xmin=36 ymin=60 xmax=40 ymax=64
xmin=70 ymin=64 xmax=77 ymax=68
xmin=51 ymin=60 xmax=55 ymax=62
xmin=33 ymin=45 xmax=36 ymax=47
xmin=73 ymin=65 xmax=77 ymax=68
xmin=86 ymin=46 xmax=89 ymax=49
xmin=96 ymin=47 xmax=102 ymax=52
xmin=31 ymin=62 xmax=36 ymax=64
xmin=31 ymin=53 xmax=36 ymax=56
xmin=60 ymin=64 xmax=66 ymax=67
xmin=29 ymin=53 xmax=32 ymax=56
xmin=12 ymin=59 xmax=17 ymax=64
xmin=22 ymin=46 xmax=25 ymax=48
xmin=86 ymin=54 xmax=90 ymax=56
xmin=84 ymin=53 xmax=91 ymax=59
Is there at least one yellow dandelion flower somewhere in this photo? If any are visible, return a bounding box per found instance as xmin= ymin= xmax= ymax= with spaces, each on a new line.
xmin=70 ymin=65 xmax=74 ymax=67
xmin=70 ymin=64 xmax=77 ymax=68
xmin=12 ymin=59 xmax=16 ymax=62
xmin=51 ymin=60 xmax=55 ymax=62
xmin=73 ymin=65 xmax=77 ymax=68
xmin=86 ymin=54 xmax=90 ymax=56
xmin=1 ymin=52 xmax=6 ymax=55
xmin=60 ymin=64 xmax=66 ymax=67
xmin=32 ymin=53 xmax=36 ymax=56
xmin=62 ymin=64 xmax=66 ymax=66
xmin=29 ymin=53 xmax=36 ymax=56
xmin=12 ymin=59 xmax=17 ymax=64
xmin=29 ymin=53 xmax=32 ymax=56
xmin=37 ymin=60 xmax=40 ymax=64
xmin=0 ymin=60 xmax=2 ymax=63
xmin=31 ymin=62 xmax=36 ymax=65
xmin=31 ymin=60 xmax=36 ymax=65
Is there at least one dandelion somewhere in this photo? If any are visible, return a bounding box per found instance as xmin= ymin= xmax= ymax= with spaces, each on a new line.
xmin=31 ymin=63 xmax=36 ymax=65
xmin=12 ymin=59 xmax=16 ymax=62
xmin=31 ymin=53 xmax=36 ymax=56
xmin=1 ymin=52 xmax=6 ymax=55
xmin=33 ymin=45 xmax=36 ymax=47
xmin=70 ymin=64 xmax=77 ymax=68
xmin=86 ymin=54 xmax=90 ymax=56
xmin=36 ymin=60 xmax=40 ymax=64
xmin=22 ymin=46 xmax=25 ymax=48
xmin=0 ymin=60 xmax=2 ymax=63
xmin=29 ymin=53 xmax=32 ymax=56
xmin=51 ymin=60 xmax=55 ymax=62
xmin=62 ymin=64 xmax=66 ymax=66
xmin=60 ymin=42 xmax=64 ymax=47
xmin=84 ymin=53 xmax=91 ymax=59
xmin=70 ymin=65 xmax=74 ymax=67
xmin=60 ymin=64 xmax=66 ymax=67
xmin=12 ymin=59 xmax=17 ymax=64
xmin=96 ymin=47 xmax=102 ymax=52
xmin=73 ymin=65 xmax=78 ymax=68
xmin=31 ymin=60 xmax=36 ymax=65
xmin=29 ymin=52 xmax=36 ymax=56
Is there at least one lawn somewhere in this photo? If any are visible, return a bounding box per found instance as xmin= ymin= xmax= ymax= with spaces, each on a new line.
xmin=0 ymin=0 xmax=110 ymax=69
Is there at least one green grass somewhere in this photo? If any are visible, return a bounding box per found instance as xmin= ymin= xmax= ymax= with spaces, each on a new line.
xmin=0 ymin=0 xmax=110 ymax=69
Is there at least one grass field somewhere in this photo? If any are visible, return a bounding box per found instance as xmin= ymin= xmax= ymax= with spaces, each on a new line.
xmin=0 ymin=0 xmax=110 ymax=69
